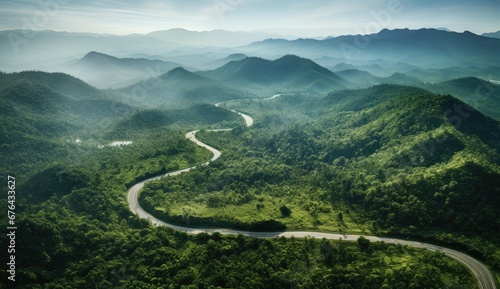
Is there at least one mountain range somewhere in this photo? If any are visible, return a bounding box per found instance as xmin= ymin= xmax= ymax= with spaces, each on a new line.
xmin=2 ymin=28 xmax=500 ymax=81
xmin=199 ymin=55 xmax=347 ymax=94
xmin=483 ymin=31 xmax=500 ymax=39
xmin=61 ymin=51 xmax=500 ymax=121
xmin=242 ymin=28 xmax=500 ymax=70
xmin=335 ymin=69 xmax=422 ymax=87
xmin=64 ymin=51 xmax=184 ymax=89
xmin=147 ymin=28 xmax=288 ymax=47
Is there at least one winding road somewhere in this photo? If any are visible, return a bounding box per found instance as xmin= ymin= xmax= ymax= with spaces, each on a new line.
xmin=128 ymin=96 xmax=497 ymax=289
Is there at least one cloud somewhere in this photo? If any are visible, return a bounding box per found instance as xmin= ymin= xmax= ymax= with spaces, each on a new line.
xmin=0 ymin=0 xmax=498 ymax=36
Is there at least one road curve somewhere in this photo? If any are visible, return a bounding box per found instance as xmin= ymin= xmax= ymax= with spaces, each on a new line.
xmin=127 ymin=97 xmax=496 ymax=289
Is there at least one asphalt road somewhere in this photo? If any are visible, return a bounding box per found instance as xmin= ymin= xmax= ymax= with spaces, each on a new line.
xmin=127 ymin=101 xmax=497 ymax=289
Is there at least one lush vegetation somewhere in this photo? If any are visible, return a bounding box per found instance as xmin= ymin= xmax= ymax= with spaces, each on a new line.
xmin=140 ymin=85 xmax=500 ymax=271
xmin=0 ymin=71 xmax=241 ymax=181
xmin=2 ymin=220 xmax=477 ymax=289
xmin=422 ymin=77 xmax=500 ymax=120
xmin=0 ymin=71 xmax=496 ymax=288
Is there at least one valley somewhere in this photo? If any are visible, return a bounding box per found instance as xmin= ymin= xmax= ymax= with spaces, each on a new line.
xmin=1 ymin=26 xmax=500 ymax=289
xmin=129 ymin=98 xmax=495 ymax=288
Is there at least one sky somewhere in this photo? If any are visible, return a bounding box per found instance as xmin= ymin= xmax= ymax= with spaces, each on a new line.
xmin=0 ymin=0 xmax=499 ymax=37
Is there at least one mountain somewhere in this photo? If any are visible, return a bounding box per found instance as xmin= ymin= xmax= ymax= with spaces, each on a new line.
xmin=422 ymin=77 xmax=500 ymax=120
xmin=149 ymin=83 xmax=500 ymax=269
xmin=119 ymin=67 xmax=251 ymax=106
xmin=0 ymin=71 xmax=134 ymax=179
xmin=242 ymin=28 xmax=500 ymax=69
xmin=113 ymin=104 xmax=240 ymax=133
xmin=0 ymin=30 xmax=175 ymax=71
xmin=147 ymin=28 xmax=287 ymax=47
xmin=202 ymin=53 xmax=248 ymax=70
xmin=336 ymin=69 xmax=422 ymax=87
xmin=0 ymin=71 xmax=127 ymax=138
xmin=403 ymin=66 xmax=500 ymax=83
xmin=330 ymin=63 xmax=358 ymax=71
xmin=383 ymin=72 xmax=422 ymax=85
xmin=243 ymin=85 xmax=500 ymax=236
xmin=64 ymin=51 xmax=183 ymax=89
xmin=483 ymin=31 xmax=500 ymax=39
xmin=200 ymin=55 xmax=347 ymax=94
xmin=335 ymin=69 xmax=380 ymax=86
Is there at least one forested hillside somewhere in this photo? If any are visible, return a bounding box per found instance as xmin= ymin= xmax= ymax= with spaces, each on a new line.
xmin=0 ymin=70 xmax=496 ymax=288
xmin=141 ymin=85 xmax=500 ymax=271
xmin=422 ymin=77 xmax=500 ymax=120
xmin=117 ymin=67 xmax=253 ymax=109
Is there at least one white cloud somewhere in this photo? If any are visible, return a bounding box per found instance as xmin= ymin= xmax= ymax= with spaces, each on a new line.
xmin=0 ymin=0 xmax=498 ymax=36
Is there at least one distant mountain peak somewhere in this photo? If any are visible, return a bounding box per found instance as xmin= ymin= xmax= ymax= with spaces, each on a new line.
xmin=162 ymin=67 xmax=204 ymax=81
xmin=167 ymin=66 xmax=190 ymax=74
xmin=278 ymin=54 xmax=305 ymax=61
xmin=83 ymin=51 xmax=112 ymax=58
xmin=79 ymin=51 xmax=117 ymax=63
xmin=436 ymin=27 xmax=451 ymax=32
xmin=228 ymin=53 xmax=247 ymax=58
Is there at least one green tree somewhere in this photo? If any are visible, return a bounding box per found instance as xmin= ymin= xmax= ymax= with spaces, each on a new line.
xmin=357 ymin=236 xmax=371 ymax=252
xmin=280 ymin=205 xmax=292 ymax=217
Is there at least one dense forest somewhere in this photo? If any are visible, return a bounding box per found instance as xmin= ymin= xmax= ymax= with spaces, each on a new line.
xmin=140 ymin=85 xmax=500 ymax=272
xmin=0 ymin=71 xmax=498 ymax=288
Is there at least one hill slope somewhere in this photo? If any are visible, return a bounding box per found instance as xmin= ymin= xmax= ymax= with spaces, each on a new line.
xmin=0 ymin=71 xmax=133 ymax=178
xmin=422 ymin=77 xmax=500 ymax=120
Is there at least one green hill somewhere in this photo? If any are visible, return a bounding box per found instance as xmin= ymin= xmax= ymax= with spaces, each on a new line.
xmin=151 ymin=84 xmax=500 ymax=269
xmin=200 ymin=55 xmax=347 ymax=94
xmin=0 ymin=71 xmax=242 ymax=181
xmin=119 ymin=67 xmax=251 ymax=107
xmin=422 ymin=77 xmax=500 ymax=120
xmin=0 ymin=71 xmax=131 ymax=179
xmin=1 ymin=67 xmax=495 ymax=287
xmin=0 ymin=71 xmax=130 ymax=137
xmin=111 ymin=104 xmax=241 ymax=135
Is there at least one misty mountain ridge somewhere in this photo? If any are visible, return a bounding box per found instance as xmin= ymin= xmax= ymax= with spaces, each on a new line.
xmin=0 ymin=29 xmax=175 ymax=71
xmin=335 ymin=69 xmax=422 ymax=87
xmin=147 ymin=28 xmax=290 ymax=47
xmin=202 ymin=53 xmax=249 ymax=70
xmin=482 ymin=31 xmax=500 ymax=39
xmin=422 ymin=77 xmax=500 ymax=120
xmin=118 ymin=66 xmax=251 ymax=107
xmin=61 ymin=51 xmax=183 ymax=89
xmin=2 ymin=27 xmax=500 ymax=82
xmin=243 ymin=28 xmax=500 ymax=70
xmin=200 ymin=54 xmax=347 ymax=94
